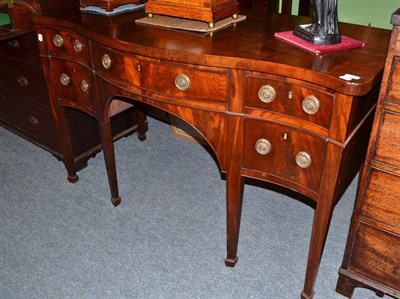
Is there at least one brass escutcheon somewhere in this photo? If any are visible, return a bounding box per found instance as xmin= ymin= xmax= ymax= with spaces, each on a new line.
xmin=255 ymin=138 xmax=272 ymax=155
xmin=258 ymin=85 xmax=276 ymax=103
xmin=302 ymin=95 xmax=320 ymax=115
xmin=53 ymin=34 xmax=64 ymax=48
xmin=175 ymin=74 xmax=191 ymax=91
xmin=17 ymin=75 xmax=29 ymax=88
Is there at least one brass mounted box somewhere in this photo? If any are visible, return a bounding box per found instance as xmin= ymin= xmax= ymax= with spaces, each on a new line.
xmin=145 ymin=0 xmax=240 ymax=28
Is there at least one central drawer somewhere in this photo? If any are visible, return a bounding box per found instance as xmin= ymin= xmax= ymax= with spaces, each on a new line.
xmin=91 ymin=42 xmax=229 ymax=103
xmin=243 ymin=119 xmax=327 ymax=194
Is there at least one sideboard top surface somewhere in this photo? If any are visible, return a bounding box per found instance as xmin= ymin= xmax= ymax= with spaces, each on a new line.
xmin=31 ymin=7 xmax=391 ymax=96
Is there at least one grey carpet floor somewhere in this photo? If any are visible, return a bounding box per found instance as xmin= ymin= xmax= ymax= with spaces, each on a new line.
xmin=0 ymin=116 xmax=386 ymax=299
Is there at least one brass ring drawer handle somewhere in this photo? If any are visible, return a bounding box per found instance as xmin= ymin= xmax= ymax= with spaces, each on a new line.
xmin=258 ymin=85 xmax=276 ymax=103
xmin=17 ymin=75 xmax=29 ymax=88
xmin=80 ymin=80 xmax=89 ymax=93
xmin=60 ymin=73 xmax=71 ymax=86
xmin=73 ymin=39 xmax=83 ymax=53
xmin=296 ymin=151 xmax=312 ymax=168
xmin=53 ymin=34 xmax=64 ymax=48
xmin=302 ymin=95 xmax=320 ymax=115
xmin=175 ymin=73 xmax=191 ymax=91
xmin=102 ymin=54 xmax=112 ymax=69
xmin=28 ymin=115 xmax=40 ymax=127
xmin=255 ymin=138 xmax=272 ymax=155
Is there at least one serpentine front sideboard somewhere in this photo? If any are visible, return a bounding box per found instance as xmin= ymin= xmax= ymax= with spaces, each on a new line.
xmin=31 ymin=7 xmax=390 ymax=299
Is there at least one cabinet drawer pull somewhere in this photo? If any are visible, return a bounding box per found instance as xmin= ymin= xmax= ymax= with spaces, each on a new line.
xmin=60 ymin=73 xmax=71 ymax=86
xmin=28 ymin=115 xmax=40 ymax=127
xmin=255 ymin=138 xmax=272 ymax=155
xmin=7 ymin=40 xmax=20 ymax=49
xmin=296 ymin=151 xmax=312 ymax=168
xmin=80 ymin=80 xmax=89 ymax=93
xmin=175 ymin=73 xmax=191 ymax=91
xmin=73 ymin=39 xmax=83 ymax=53
xmin=53 ymin=34 xmax=64 ymax=48
xmin=258 ymin=85 xmax=276 ymax=103
xmin=302 ymin=95 xmax=320 ymax=115
xmin=17 ymin=75 xmax=29 ymax=88
xmin=102 ymin=54 xmax=112 ymax=69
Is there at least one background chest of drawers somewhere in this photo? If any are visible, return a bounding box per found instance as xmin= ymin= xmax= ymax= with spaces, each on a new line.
xmin=336 ymin=8 xmax=400 ymax=299
xmin=0 ymin=0 xmax=145 ymax=172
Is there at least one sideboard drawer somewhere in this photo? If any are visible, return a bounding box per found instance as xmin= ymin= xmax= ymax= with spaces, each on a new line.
xmin=1 ymin=91 xmax=60 ymax=148
xmin=51 ymin=59 xmax=96 ymax=115
xmin=374 ymin=110 xmax=400 ymax=168
xmin=139 ymin=60 xmax=229 ymax=103
xmin=0 ymin=32 xmax=42 ymax=66
xmin=91 ymin=42 xmax=141 ymax=88
xmin=243 ymin=119 xmax=326 ymax=193
xmin=0 ymin=58 xmax=49 ymax=107
xmin=44 ymin=28 xmax=90 ymax=65
xmin=361 ymin=168 xmax=400 ymax=229
xmin=348 ymin=223 xmax=400 ymax=292
xmin=246 ymin=73 xmax=334 ymax=129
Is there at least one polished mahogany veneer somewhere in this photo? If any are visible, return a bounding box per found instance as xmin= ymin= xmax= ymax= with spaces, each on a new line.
xmin=31 ymin=7 xmax=390 ymax=299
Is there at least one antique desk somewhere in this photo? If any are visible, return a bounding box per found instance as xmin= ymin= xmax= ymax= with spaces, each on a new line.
xmin=31 ymin=7 xmax=390 ymax=299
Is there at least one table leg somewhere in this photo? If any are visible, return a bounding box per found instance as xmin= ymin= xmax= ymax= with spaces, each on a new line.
xmin=301 ymin=143 xmax=341 ymax=299
xmin=134 ymin=102 xmax=147 ymax=141
xmin=59 ymin=106 xmax=79 ymax=183
xmin=99 ymin=117 xmax=121 ymax=207
xmin=225 ymin=169 xmax=244 ymax=267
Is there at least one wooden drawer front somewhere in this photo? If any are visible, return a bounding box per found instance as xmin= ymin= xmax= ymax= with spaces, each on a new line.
xmin=91 ymin=42 xmax=141 ymax=88
xmin=246 ymin=75 xmax=334 ymax=128
xmin=0 ymin=58 xmax=49 ymax=107
xmin=139 ymin=60 xmax=228 ymax=103
xmin=0 ymin=32 xmax=41 ymax=66
xmin=91 ymin=42 xmax=228 ymax=103
xmin=0 ymin=90 xmax=60 ymax=149
xmin=243 ymin=119 xmax=326 ymax=193
xmin=349 ymin=223 xmax=400 ymax=292
xmin=374 ymin=111 xmax=400 ymax=168
xmin=44 ymin=28 xmax=90 ymax=65
xmin=361 ymin=168 xmax=400 ymax=229
xmin=51 ymin=60 xmax=96 ymax=115
xmin=387 ymin=56 xmax=400 ymax=105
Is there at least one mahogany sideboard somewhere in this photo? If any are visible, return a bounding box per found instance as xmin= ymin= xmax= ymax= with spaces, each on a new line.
xmin=0 ymin=0 xmax=146 ymax=172
xmin=31 ymin=7 xmax=390 ymax=299
xmin=336 ymin=9 xmax=400 ymax=299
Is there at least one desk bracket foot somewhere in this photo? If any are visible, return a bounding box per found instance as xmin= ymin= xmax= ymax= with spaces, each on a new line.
xmin=67 ymin=175 xmax=79 ymax=183
xmin=224 ymin=257 xmax=238 ymax=267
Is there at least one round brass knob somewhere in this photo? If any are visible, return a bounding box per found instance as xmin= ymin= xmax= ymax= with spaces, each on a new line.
xmin=28 ymin=115 xmax=40 ymax=127
xmin=53 ymin=34 xmax=64 ymax=48
xmin=80 ymin=80 xmax=89 ymax=93
xmin=175 ymin=74 xmax=191 ymax=91
xmin=73 ymin=39 xmax=83 ymax=53
xmin=255 ymin=138 xmax=272 ymax=155
xmin=17 ymin=75 xmax=29 ymax=88
xmin=102 ymin=54 xmax=112 ymax=70
xmin=302 ymin=95 xmax=320 ymax=115
xmin=60 ymin=73 xmax=71 ymax=86
xmin=258 ymin=85 xmax=276 ymax=103
xmin=295 ymin=151 xmax=312 ymax=168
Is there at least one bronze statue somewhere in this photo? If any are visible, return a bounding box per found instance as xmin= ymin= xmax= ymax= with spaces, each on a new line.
xmin=293 ymin=0 xmax=341 ymax=45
